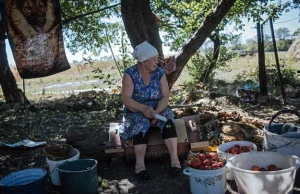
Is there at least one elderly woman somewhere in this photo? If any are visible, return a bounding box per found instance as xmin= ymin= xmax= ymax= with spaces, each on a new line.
xmin=120 ymin=41 xmax=181 ymax=182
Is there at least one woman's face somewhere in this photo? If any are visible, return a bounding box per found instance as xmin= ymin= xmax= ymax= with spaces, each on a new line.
xmin=142 ymin=55 xmax=158 ymax=72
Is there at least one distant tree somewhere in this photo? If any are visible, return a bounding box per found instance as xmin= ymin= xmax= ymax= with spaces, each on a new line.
xmin=292 ymin=28 xmax=300 ymax=37
xmin=276 ymin=27 xmax=291 ymax=40
xmin=245 ymin=37 xmax=257 ymax=52
xmin=264 ymin=34 xmax=273 ymax=51
xmin=277 ymin=39 xmax=293 ymax=51
xmin=229 ymin=36 xmax=244 ymax=50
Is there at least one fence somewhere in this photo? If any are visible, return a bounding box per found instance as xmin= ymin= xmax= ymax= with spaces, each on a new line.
xmin=257 ymin=17 xmax=286 ymax=104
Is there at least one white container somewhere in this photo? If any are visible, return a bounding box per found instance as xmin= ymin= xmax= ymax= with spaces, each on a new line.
xmin=264 ymin=124 xmax=300 ymax=157
xmin=227 ymin=151 xmax=300 ymax=194
xmin=217 ymin=141 xmax=257 ymax=180
xmin=46 ymin=148 xmax=80 ymax=186
xmin=183 ymin=166 xmax=227 ymax=194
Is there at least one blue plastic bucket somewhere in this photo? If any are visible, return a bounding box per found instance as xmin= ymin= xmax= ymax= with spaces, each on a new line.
xmin=0 ymin=168 xmax=47 ymax=194
xmin=57 ymin=159 xmax=98 ymax=194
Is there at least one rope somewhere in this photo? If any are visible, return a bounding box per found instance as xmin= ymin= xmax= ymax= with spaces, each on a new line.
xmin=202 ymin=41 xmax=222 ymax=84
xmin=274 ymin=17 xmax=300 ymax=24
xmin=22 ymin=79 xmax=25 ymax=107
xmin=104 ymin=25 xmax=122 ymax=78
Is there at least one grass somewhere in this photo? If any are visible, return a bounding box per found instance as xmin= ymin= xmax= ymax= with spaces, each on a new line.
xmin=10 ymin=60 xmax=122 ymax=98
xmin=215 ymin=52 xmax=299 ymax=83
xmin=0 ymin=51 xmax=298 ymax=101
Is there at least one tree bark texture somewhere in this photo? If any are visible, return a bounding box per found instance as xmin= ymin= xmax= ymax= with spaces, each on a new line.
xmin=167 ymin=0 xmax=236 ymax=88
xmin=0 ymin=19 xmax=29 ymax=104
xmin=200 ymin=33 xmax=220 ymax=83
xmin=121 ymin=0 xmax=163 ymax=57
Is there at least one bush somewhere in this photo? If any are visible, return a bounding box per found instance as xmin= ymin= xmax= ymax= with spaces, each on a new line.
xmin=187 ymin=47 xmax=236 ymax=83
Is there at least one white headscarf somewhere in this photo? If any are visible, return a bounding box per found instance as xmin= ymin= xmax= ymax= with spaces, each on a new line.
xmin=132 ymin=41 xmax=158 ymax=62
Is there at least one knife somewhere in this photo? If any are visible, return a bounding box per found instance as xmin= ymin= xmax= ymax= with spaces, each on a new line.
xmin=154 ymin=114 xmax=168 ymax=122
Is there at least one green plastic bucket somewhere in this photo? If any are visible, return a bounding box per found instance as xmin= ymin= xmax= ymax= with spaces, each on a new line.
xmin=57 ymin=159 xmax=98 ymax=194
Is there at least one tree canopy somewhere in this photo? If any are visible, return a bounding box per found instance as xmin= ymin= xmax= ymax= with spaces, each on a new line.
xmin=60 ymin=0 xmax=296 ymax=56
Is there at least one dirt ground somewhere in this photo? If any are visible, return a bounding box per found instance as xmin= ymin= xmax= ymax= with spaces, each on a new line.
xmin=1 ymin=92 xmax=300 ymax=194
xmin=1 ymin=147 xmax=300 ymax=194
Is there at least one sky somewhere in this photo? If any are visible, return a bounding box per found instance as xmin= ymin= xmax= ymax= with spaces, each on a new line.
xmin=237 ymin=8 xmax=300 ymax=42
xmin=4 ymin=5 xmax=300 ymax=66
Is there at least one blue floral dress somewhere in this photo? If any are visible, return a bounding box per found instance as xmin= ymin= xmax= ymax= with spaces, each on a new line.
xmin=119 ymin=65 xmax=175 ymax=140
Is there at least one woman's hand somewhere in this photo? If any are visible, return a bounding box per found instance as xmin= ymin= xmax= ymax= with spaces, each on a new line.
xmin=151 ymin=118 xmax=158 ymax=125
xmin=160 ymin=56 xmax=176 ymax=75
xmin=142 ymin=106 xmax=156 ymax=119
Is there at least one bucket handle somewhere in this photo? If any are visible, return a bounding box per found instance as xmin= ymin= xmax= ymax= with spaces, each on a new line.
xmin=183 ymin=168 xmax=191 ymax=176
xmin=268 ymin=109 xmax=300 ymax=128
xmin=226 ymin=161 xmax=234 ymax=170
xmin=50 ymin=161 xmax=69 ymax=175
xmin=292 ymin=155 xmax=300 ymax=169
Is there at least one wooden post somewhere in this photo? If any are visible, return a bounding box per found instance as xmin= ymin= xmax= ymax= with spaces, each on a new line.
xmin=269 ymin=17 xmax=287 ymax=105
xmin=257 ymin=22 xmax=268 ymax=96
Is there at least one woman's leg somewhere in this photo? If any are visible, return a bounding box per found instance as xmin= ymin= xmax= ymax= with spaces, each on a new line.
xmin=162 ymin=120 xmax=181 ymax=168
xmin=134 ymin=144 xmax=147 ymax=173
xmin=164 ymin=138 xmax=181 ymax=168
xmin=133 ymin=132 xmax=150 ymax=173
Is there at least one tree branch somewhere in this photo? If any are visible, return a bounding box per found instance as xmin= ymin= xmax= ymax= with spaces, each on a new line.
xmin=167 ymin=0 xmax=237 ymax=88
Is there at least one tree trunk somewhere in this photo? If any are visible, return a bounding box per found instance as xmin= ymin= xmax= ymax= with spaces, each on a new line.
xmin=200 ymin=32 xmax=220 ymax=83
xmin=121 ymin=0 xmax=163 ymax=56
xmin=167 ymin=0 xmax=236 ymax=88
xmin=0 ymin=19 xmax=29 ymax=104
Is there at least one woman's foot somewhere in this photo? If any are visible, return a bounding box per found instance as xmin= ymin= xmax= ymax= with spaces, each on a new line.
xmin=169 ymin=167 xmax=182 ymax=177
xmin=135 ymin=164 xmax=146 ymax=174
xmin=171 ymin=157 xmax=181 ymax=169
xmin=170 ymin=159 xmax=182 ymax=177
xmin=135 ymin=170 xmax=151 ymax=182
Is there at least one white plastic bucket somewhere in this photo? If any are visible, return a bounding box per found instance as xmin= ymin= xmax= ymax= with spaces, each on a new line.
xmin=46 ymin=148 xmax=80 ymax=186
xmin=264 ymin=109 xmax=300 ymax=157
xmin=217 ymin=141 xmax=257 ymax=180
xmin=227 ymin=151 xmax=300 ymax=194
xmin=183 ymin=166 xmax=227 ymax=194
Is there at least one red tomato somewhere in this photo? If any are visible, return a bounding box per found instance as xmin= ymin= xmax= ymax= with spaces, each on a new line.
xmin=208 ymin=152 xmax=217 ymax=158
xmin=191 ymin=159 xmax=202 ymax=169
xmin=212 ymin=156 xmax=219 ymax=161
xmin=199 ymin=154 xmax=206 ymax=161
xmin=234 ymin=144 xmax=241 ymax=148
xmin=259 ymin=168 xmax=266 ymax=171
xmin=212 ymin=163 xmax=219 ymax=169
xmin=268 ymin=164 xmax=277 ymax=171
xmin=251 ymin=165 xmax=260 ymax=171
xmin=218 ymin=162 xmax=224 ymax=167
xmin=203 ymin=159 xmax=212 ymax=166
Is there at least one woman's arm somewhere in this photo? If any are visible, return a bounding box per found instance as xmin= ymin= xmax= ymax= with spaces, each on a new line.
xmin=122 ymin=73 xmax=155 ymax=118
xmin=155 ymin=74 xmax=170 ymax=114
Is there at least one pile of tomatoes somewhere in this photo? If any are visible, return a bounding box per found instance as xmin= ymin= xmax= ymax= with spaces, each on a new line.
xmin=251 ymin=164 xmax=282 ymax=171
xmin=187 ymin=152 xmax=226 ymax=170
xmin=226 ymin=144 xmax=253 ymax=154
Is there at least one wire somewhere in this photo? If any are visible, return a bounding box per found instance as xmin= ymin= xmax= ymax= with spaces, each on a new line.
xmin=274 ymin=17 xmax=300 ymax=24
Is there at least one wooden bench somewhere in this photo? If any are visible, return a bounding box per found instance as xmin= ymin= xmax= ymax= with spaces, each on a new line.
xmin=105 ymin=116 xmax=213 ymax=158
